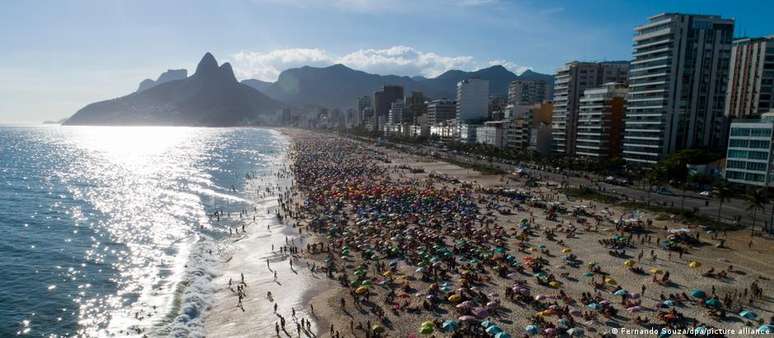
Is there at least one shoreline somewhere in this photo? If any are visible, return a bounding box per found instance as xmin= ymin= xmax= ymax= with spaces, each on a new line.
xmin=206 ymin=128 xmax=773 ymax=338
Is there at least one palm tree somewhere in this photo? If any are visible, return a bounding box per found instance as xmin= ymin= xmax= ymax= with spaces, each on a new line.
xmin=714 ymin=181 xmax=734 ymax=224
xmin=745 ymin=188 xmax=769 ymax=234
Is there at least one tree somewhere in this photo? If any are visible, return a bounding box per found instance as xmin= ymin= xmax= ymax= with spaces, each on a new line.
xmin=714 ymin=181 xmax=734 ymax=223
xmin=745 ymin=188 xmax=769 ymax=234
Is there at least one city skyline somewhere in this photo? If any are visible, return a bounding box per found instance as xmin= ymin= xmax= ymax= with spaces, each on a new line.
xmin=1 ymin=0 xmax=772 ymax=123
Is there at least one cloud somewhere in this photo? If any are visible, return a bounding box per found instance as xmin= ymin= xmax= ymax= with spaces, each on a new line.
xmin=250 ymin=0 xmax=499 ymax=13
xmin=230 ymin=46 xmax=529 ymax=81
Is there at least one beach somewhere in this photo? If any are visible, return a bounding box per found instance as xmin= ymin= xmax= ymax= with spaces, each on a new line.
xmin=204 ymin=128 xmax=773 ymax=338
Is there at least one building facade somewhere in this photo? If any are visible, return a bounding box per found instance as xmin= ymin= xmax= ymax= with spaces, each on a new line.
xmin=508 ymin=79 xmax=548 ymax=106
xmin=575 ymin=83 xmax=628 ymax=159
xmin=623 ymin=13 xmax=735 ymax=165
xmin=724 ymin=112 xmax=774 ymax=186
xmin=427 ymin=99 xmax=457 ymax=125
xmin=725 ymin=36 xmax=774 ymax=118
xmin=552 ymin=61 xmax=629 ymax=155
xmin=456 ymin=79 xmax=490 ymax=123
xmin=373 ymin=85 xmax=404 ymax=120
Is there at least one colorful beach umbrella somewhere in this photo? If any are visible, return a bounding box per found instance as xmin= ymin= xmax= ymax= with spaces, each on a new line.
xmin=690 ymin=289 xmax=706 ymax=298
xmin=441 ymin=320 xmax=459 ymax=332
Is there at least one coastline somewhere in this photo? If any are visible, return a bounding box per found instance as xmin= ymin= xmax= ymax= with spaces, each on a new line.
xmin=205 ymin=128 xmax=773 ymax=338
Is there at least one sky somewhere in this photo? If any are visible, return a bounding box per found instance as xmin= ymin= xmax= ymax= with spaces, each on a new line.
xmin=0 ymin=0 xmax=771 ymax=123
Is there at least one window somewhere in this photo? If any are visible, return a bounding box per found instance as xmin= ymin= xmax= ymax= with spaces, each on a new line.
xmin=747 ymin=162 xmax=768 ymax=171
xmin=728 ymin=150 xmax=747 ymax=159
xmin=730 ymin=128 xmax=750 ymax=137
xmin=727 ymin=160 xmax=746 ymax=169
xmin=748 ymin=151 xmax=769 ymax=160
xmin=749 ymin=140 xmax=770 ymax=149
xmin=729 ymin=139 xmax=749 ymax=148
xmin=751 ymin=128 xmax=772 ymax=137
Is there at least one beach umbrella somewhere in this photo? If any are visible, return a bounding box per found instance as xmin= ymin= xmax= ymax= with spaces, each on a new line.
xmin=415 ymin=267 xmax=425 ymax=273
xmin=663 ymin=300 xmax=675 ymax=307
xmin=688 ymin=260 xmax=701 ymax=268
xmin=524 ymin=325 xmax=539 ymax=335
xmin=486 ymin=325 xmax=503 ymax=335
xmin=705 ymin=298 xmax=720 ymax=307
xmin=441 ymin=320 xmax=459 ymax=332
xmin=360 ymin=280 xmax=372 ymax=287
xmin=740 ymin=310 xmax=757 ymax=320
xmin=694 ymin=326 xmax=707 ymax=335
xmin=548 ymin=281 xmax=561 ymax=288
xmin=458 ymin=315 xmax=476 ymax=321
xmin=355 ymin=286 xmax=369 ymax=295
xmin=582 ymin=272 xmax=594 ymax=277
xmin=604 ymin=277 xmax=617 ymax=285
xmin=599 ymin=300 xmax=610 ymax=305
xmin=649 ymin=268 xmax=663 ymax=274
xmin=421 ymin=320 xmax=434 ymax=328
xmin=494 ymin=332 xmax=512 ymax=338
xmin=626 ymin=306 xmax=642 ymax=313
xmin=613 ymin=289 xmax=628 ymax=296
xmin=372 ymin=325 xmax=385 ymax=333
xmin=690 ymin=289 xmax=706 ymax=298
xmin=623 ymin=260 xmax=635 ymax=268
xmin=419 ymin=325 xmax=434 ymax=335
xmin=567 ymin=328 xmax=585 ymax=336
xmin=472 ymin=307 xmax=489 ymax=318
xmin=587 ymin=303 xmax=601 ymax=310
xmin=544 ymin=328 xmax=556 ymax=336
xmin=480 ymin=320 xmax=493 ymax=328
xmin=448 ymin=294 xmax=462 ymax=303
xmin=562 ymin=248 xmax=572 ymax=254
xmin=456 ymin=300 xmax=473 ymax=309
xmin=557 ymin=319 xmax=570 ymax=328
xmin=758 ymin=324 xmax=773 ymax=334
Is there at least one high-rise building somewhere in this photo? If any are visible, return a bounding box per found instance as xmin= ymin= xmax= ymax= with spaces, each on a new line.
xmin=726 ymin=36 xmax=774 ymax=118
xmin=508 ymin=79 xmax=548 ymax=106
xmin=724 ymin=111 xmax=774 ymax=186
xmin=552 ymin=61 xmax=629 ymax=154
xmin=373 ymin=85 xmax=404 ymax=119
xmin=575 ymin=83 xmax=628 ymax=159
xmin=623 ymin=13 xmax=734 ymax=165
xmin=456 ymin=79 xmax=490 ymax=123
xmin=405 ymin=91 xmax=427 ymax=124
xmin=356 ymin=96 xmax=372 ymax=126
xmin=388 ymin=101 xmax=407 ymax=125
xmin=427 ymin=99 xmax=457 ymax=125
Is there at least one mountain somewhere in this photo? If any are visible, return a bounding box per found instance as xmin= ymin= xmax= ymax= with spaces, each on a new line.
xmin=242 ymin=64 xmax=553 ymax=110
xmin=64 ymin=53 xmax=283 ymax=126
xmin=517 ymin=69 xmax=556 ymax=98
xmin=240 ymin=79 xmax=273 ymax=92
xmin=136 ymin=69 xmax=188 ymax=92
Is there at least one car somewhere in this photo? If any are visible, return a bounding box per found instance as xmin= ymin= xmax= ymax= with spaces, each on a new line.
xmin=699 ymin=191 xmax=711 ymax=197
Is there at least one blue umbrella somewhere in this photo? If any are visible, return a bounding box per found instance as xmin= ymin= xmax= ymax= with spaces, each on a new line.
xmin=704 ymin=298 xmax=720 ymax=307
xmin=740 ymin=310 xmax=757 ymax=320
xmin=613 ymin=289 xmax=627 ymax=296
xmin=567 ymin=328 xmax=585 ymax=337
xmin=480 ymin=320 xmax=493 ymax=328
xmin=694 ymin=326 xmax=707 ymax=335
xmin=486 ymin=325 xmax=503 ymax=335
xmin=524 ymin=324 xmax=539 ymax=335
xmin=441 ymin=320 xmax=459 ymax=332
xmin=587 ymin=303 xmax=601 ymax=310
xmin=663 ymin=300 xmax=675 ymax=307
xmin=758 ymin=324 xmax=773 ymax=334
xmin=690 ymin=289 xmax=706 ymax=298
xmin=495 ymin=333 xmax=512 ymax=338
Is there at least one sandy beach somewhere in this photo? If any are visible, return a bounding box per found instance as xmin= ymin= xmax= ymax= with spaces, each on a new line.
xmin=204 ymin=129 xmax=773 ymax=338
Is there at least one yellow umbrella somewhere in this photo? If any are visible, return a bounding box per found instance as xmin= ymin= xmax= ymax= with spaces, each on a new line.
xmin=383 ymin=271 xmax=393 ymax=278
xmin=421 ymin=320 xmax=434 ymax=328
xmin=649 ymin=268 xmax=663 ymax=274
xmin=688 ymin=260 xmax=701 ymax=268
xmin=355 ymin=286 xmax=369 ymax=295
xmin=549 ymin=281 xmax=561 ymax=288
xmin=624 ymin=260 xmax=635 ymax=268
xmin=604 ymin=277 xmax=617 ymax=285
xmin=562 ymin=248 xmax=572 ymax=254
xmin=448 ymin=294 xmax=462 ymax=303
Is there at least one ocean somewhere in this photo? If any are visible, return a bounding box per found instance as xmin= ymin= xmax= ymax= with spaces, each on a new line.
xmin=0 ymin=125 xmax=288 ymax=337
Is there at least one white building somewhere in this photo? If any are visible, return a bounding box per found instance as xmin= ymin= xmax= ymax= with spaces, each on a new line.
xmin=623 ymin=13 xmax=735 ymax=165
xmin=456 ymin=79 xmax=490 ymax=123
xmin=575 ymin=83 xmax=628 ymax=159
xmin=726 ymin=36 xmax=774 ymax=118
xmin=552 ymin=61 xmax=629 ymax=155
xmin=477 ymin=120 xmax=507 ymax=148
xmin=724 ymin=112 xmax=774 ymax=186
